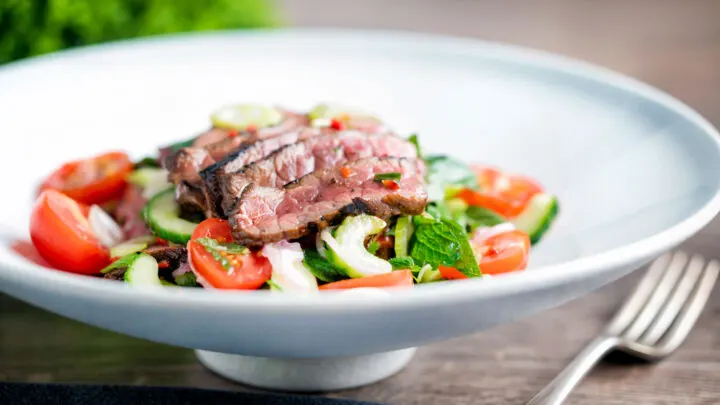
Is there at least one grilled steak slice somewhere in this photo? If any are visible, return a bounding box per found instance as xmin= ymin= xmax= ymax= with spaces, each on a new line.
xmin=199 ymin=127 xmax=326 ymax=217
xmin=230 ymin=157 xmax=427 ymax=245
xmin=164 ymin=110 xmax=309 ymax=187
xmin=144 ymin=245 xmax=188 ymax=269
xmin=217 ymin=132 xmax=417 ymax=218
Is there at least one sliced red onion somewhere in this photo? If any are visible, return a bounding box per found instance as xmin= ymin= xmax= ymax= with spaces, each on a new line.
xmin=88 ymin=205 xmax=124 ymax=248
xmin=261 ymin=241 xmax=318 ymax=294
xmin=171 ymin=262 xmax=192 ymax=279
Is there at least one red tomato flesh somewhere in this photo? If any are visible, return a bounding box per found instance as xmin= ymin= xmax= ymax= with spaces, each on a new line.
xmin=40 ymin=151 xmax=133 ymax=205
xmin=30 ymin=190 xmax=110 ymax=274
xmin=188 ymin=219 xmax=271 ymax=290
xmin=458 ymin=165 xmax=543 ymax=218
xmin=319 ymin=270 xmax=414 ymax=290
xmin=472 ymin=230 xmax=530 ymax=275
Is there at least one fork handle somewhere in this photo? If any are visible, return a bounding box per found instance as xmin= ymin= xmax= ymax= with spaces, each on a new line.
xmin=526 ymin=336 xmax=620 ymax=405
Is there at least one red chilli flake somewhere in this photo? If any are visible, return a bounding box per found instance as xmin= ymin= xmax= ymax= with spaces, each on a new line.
xmin=227 ymin=130 xmax=239 ymax=138
xmin=245 ymin=124 xmax=257 ymax=132
xmin=340 ymin=166 xmax=353 ymax=178
xmin=157 ymin=260 xmax=171 ymax=269
xmin=330 ymin=119 xmax=345 ymax=131
xmin=382 ymin=180 xmax=400 ymax=190
xmin=155 ymin=238 xmax=169 ymax=246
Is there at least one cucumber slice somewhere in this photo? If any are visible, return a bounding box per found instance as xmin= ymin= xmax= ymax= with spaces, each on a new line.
xmin=511 ymin=193 xmax=559 ymax=244
xmin=308 ymin=103 xmax=381 ymax=127
xmin=110 ymin=236 xmax=156 ymax=258
xmin=127 ymin=168 xmax=171 ymax=199
xmin=394 ymin=216 xmax=414 ymax=258
xmin=143 ymin=188 xmax=198 ymax=244
xmin=321 ymin=215 xmax=391 ymax=278
xmin=124 ymin=253 xmax=162 ymax=287
xmin=211 ymin=104 xmax=282 ymax=130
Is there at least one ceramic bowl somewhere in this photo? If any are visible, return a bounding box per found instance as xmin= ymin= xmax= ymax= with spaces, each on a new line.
xmin=1 ymin=29 xmax=719 ymax=391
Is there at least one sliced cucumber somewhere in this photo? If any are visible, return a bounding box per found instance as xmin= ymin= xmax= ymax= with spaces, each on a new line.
xmin=124 ymin=253 xmax=162 ymax=287
xmin=127 ymin=167 xmax=171 ymax=199
xmin=322 ymin=215 xmax=392 ymax=278
xmin=308 ymin=103 xmax=381 ymax=128
xmin=394 ymin=216 xmax=414 ymax=258
xmin=143 ymin=188 xmax=198 ymax=244
xmin=211 ymin=104 xmax=283 ymax=130
xmin=110 ymin=236 xmax=156 ymax=258
xmin=511 ymin=193 xmax=559 ymax=244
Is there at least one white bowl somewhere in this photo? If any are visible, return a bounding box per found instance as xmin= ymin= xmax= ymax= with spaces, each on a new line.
xmin=1 ymin=29 xmax=720 ymax=391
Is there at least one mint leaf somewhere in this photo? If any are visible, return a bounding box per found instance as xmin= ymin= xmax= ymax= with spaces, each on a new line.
xmin=367 ymin=240 xmax=381 ymax=255
xmin=373 ymin=172 xmax=402 ymax=181
xmin=303 ymin=250 xmax=346 ymax=283
xmin=408 ymin=134 xmax=422 ymax=158
xmin=410 ymin=219 xmax=481 ymax=278
xmin=425 ymin=155 xmax=478 ymax=201
xmin=169 ymin=136 xmax=196 ymax=152
xmin=101 ymin=253 xmax=141 ymax=274
xmin=389 ymin=256 xmax=416 ymax=270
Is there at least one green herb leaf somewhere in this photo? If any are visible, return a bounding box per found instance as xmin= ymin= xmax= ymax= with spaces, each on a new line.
xmin=302 ymin=250 xmax=346 ymax=283
xmin=425 ymin=155 xmax=478 ymax=201
xmin=367 ymin=240 xmax=381 ymax=255
xmin=134 ymin=157 xmax=159 ymax=169
xmin=195 ymin=237 xmax=247 ymax=271
xmin=266 ymin=279 xmax=283 ymax=291
xmin=174 ymin=272 xmax=198 ymax=287
xmin=374 ymin=172 xmax=402 ymax=182
xmin=466 ymin=206 xmax=506 ymax=228
xmin=389 ymin=256 xmax=416 ymax=270
xmin=410 ymin=219 xmax=481 ymax=278
xmin=101 ymin=253 xmax=141 ymax=274
xmin=169 ymin=137 xmax=196 ymax=152
xmin=408 ymin=134 xmax=422 ymax=158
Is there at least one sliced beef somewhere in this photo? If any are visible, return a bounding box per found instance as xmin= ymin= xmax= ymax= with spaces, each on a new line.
xmin=217 ymin=132 xmax=417 ymax=218
xmin=200 ymin=127 xmax=329 ymax=217
xmin=175 ymin=182 xmax=207 ymax=218
xmin=144 ymin=245 xmax=188 ymax=270
xmin=164 ymin=111 xmax=309 ymax=187
xmin=115 ymin=185 xmax=151 ymax=239
xmin=230 ymin=157 xmax=427 ymax=245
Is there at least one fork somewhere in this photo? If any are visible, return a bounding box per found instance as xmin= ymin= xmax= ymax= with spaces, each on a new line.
xmin=527 ymin=251 xmax=719 ymax=405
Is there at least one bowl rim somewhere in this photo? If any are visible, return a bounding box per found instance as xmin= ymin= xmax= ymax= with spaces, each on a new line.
xmin=1 ymin=27 xmax=719 ymax=311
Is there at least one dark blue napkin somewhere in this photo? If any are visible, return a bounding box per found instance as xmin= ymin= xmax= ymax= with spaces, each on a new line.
xmin=0 ymin=382 xmax=384 ymax=405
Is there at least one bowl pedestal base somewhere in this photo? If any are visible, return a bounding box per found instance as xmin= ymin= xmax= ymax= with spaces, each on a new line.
xmin=195 ymin=348 xmax=417 ymax=392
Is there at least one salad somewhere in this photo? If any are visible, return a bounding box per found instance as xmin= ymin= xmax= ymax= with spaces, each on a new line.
xmin=24 ymin=104 xmax=559 ymax=292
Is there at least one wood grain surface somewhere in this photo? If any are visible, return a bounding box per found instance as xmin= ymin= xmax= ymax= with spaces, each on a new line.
xmin=2 ymin=1 xmax=720 ymax=404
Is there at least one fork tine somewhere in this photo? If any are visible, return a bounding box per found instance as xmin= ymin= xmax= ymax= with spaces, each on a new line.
xmin=657 ymin=259 xmax=719 ymax=354
xmin=605 ymin=252 xmax=677 ymax=335
xmin=622 ymin=252 xmax=687 ymax=341
xmin=639 ymin=254 xmax=705 ymax=346
xmin=605 ymin=253 xmax=673 ymax=334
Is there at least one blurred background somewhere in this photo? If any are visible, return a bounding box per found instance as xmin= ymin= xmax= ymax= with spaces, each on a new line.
xmin=2 ymin=0 xmax=718 ymax=124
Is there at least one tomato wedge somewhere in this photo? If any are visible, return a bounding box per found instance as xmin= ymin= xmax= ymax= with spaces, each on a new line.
xmin=473 ymin=230 xmax=530 ymax=275
xmin=439 ymin=230 xmax=530 ymax=279
xmin=188 ymin=218 xmax=271 ymax=290
xmin=30 ymin=190 xmax=110 ymax=273
xmin=457 ymin=165 xmax=543 ymax=218
xmin=319 ymin=270 xmax=414 ymax=290
xmin=40 ymin=151 xmax=133 ymax=205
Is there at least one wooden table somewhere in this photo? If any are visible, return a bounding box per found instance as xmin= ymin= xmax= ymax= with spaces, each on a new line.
xmin=2 ymin=1 xmax=720 ymax=404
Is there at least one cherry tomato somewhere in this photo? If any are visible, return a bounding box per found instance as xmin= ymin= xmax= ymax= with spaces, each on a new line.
xmin=40 ymin=151 xmax=134 ymax=205
xmin=188 ymin=219 xmax=271 ymax=290
xmin=11 ymin=240 xmax=54 ymax=268
xmin=438 ymin=265 xmax=468 ymax=280
xmin=30 ymin=190 xmax=110 ymax=274
xmin=319 ymin=270 xmax=414 ymax=290
xmin=472 ymin=230 xmax=530 ymax=275
xmin=457 ymin=165 xmax=543 ymax=218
